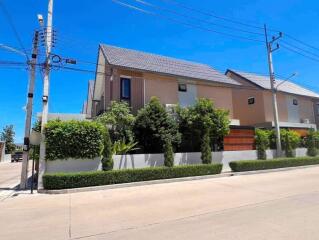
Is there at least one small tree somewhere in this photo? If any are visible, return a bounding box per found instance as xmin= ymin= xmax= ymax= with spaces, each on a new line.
xmin=306 ymin=129 xmax=318 ymax=157
xmin=101 ymin=128 xmax=113 ymax=171
xmin=163 ymin=137 xmax=174 ymax=167
xmin=0 ymin=125 xmax=15 ymax=154
xmin=134 ymin=97 xmax=181 ymax=153
xmin=281 ymin=129 xmax=300 ymax=157
xmin=255 ymin=129 xmax=270 ymax=160
xmin=201 ymin=129 xmax=212 ymax=164
xmin=96 ymin=101 xmax=135 ymax=143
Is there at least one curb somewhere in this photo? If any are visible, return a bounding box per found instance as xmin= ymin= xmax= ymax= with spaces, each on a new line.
xmin=38 ymin=172 xmax=232 ymax=194
xmin=39 ymin=164 xmax=319 ymax=195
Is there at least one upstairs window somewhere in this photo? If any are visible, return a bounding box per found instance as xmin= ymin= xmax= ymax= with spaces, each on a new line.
xmin=120 ymin=78 xmax=131 ymax=100
xmin=293 ymin=99 xmax=298 ymax=106
xmin=248 ymin=97 xmax=255 ymax=105
xmin=178 ymin=83 xmax=187 ymax=92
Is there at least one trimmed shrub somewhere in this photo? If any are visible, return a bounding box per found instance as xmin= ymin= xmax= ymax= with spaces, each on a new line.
xmin=269 ymin=129 xmax=300 ymax=157
xmin=163 ymin=138 xmax=174 ymax=167
xmin=134 ymin=96 xmax=181 ymax=153
xmin=43 ymin=164 xmax=223 ymax=190
xmin=201 ymin=130 xmax=212 ymax=164
xmin=255 ymin=129 xmax=270 ymax=160
xmin=229 ymin=157 xmax=319 ymax=172
xmin=44 ymin=120 xmax=104 ymax=161
xmin=101 ymin=128 xmax=113 ymax=171
xmin=306 ymin=129 xmax=319 ymax=157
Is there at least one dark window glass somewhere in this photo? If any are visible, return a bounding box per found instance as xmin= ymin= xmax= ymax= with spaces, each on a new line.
xmin=178 ymin=84 xmax=187 ymax=92
xmin=293 ymin=99 xmax=298 ymax=106
xmin=248 ymin=97 xmax=255 ymax=105
xmin=121 ymin=78 xmax=131 ymax=100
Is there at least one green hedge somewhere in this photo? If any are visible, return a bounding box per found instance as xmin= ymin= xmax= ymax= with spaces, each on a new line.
xmin=229 ymin=157 xmax=319 ymax=172
xmin=45 ymin=120 xmax=105 ymax=161
xmin=43 ymin=164 xmax=223 ymax=190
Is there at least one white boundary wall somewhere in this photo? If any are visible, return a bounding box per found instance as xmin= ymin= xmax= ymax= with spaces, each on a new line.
xmin=45 ymin=148 xmax=308 ymax=173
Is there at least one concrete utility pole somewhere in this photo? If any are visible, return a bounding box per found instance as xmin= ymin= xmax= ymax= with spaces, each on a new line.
xmin=20 ymin=31 xmax=39 ymax=189
xmin=38 ymin=0 xmax=54 ymax=189
xmin=264 ymin=24 xmax=283 ymax=157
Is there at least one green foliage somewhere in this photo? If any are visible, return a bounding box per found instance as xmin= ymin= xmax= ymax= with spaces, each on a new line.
xmin=255 ymin=129 xmax=270 ymax=160
xmin=101 ymin=128 xmax=113 ymax=171
xmin=229 ymin=157 xmax=319 ymax=172
xmin=96 ymin=101 xmax=135 ymax=143
xmin=44 ymin=120 xmax=104 ymax=161
xmin=0 ymin=125 xmax=15 ymax=154
xmin=163 ymin=138 xmax=174 ymax=167
xmin=177 ymin=98 xmax=230 ymax=152
xmin=201 ymin=130 xmax=212 ymax=164
xmin=112 ymin=140 xmax=139 ymax=155
xmin=269 ymin=129 xmax=300 ymax=157
xmin=306 ymin=129 xmax=319 ymax=157
xmin=43 ymin=164 xmax=223 ymax=190
xmin=134 ymin=96 xmax=181 ymax=153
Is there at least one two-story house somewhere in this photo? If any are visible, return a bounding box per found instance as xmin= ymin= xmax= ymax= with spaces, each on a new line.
xmin=87 ymin=44 xmax=242 ymax=124
xmin=226 ymin=70 xmax=319 ymax=135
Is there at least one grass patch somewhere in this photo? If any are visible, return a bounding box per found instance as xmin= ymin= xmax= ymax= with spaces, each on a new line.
xmin=43 ymin=164 xmax=222 ymax=190
xmin=229 ymin=157 xmax=319 ymax=172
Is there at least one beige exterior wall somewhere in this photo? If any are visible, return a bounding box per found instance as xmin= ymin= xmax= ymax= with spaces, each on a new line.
xmin=263 ymin=92 xmax=289 ymax=122
xmin=299 ymin=97 xmax=316 ymax=123
xmin=144 ymin=73 xmax=179 ymax=105
xmin=197 ymin=84 xmax=234 ymax=118
xmin=232 ymin=88 xmax=266 ymax=125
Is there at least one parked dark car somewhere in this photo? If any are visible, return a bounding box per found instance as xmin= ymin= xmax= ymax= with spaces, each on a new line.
xmin=11 ymin=151 xmax=23 ymax=162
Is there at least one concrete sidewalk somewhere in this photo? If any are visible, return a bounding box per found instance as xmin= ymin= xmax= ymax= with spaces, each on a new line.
xmin=1 ymin=166 xmax=319 ymax=240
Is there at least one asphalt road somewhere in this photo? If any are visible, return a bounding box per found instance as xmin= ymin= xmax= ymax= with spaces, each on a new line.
xmin=1 ymin=166 xmax=319 ymax=240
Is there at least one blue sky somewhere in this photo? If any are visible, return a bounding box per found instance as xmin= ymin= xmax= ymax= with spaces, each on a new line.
xmin=1 ymin=0 xmax=319 ymax=142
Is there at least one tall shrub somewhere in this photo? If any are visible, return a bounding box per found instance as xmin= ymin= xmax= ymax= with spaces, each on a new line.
xmin=96 ymin=101 xmax=135 ymax=143
xmin=134 ymin=97 xmax=181 ymax=153
xmin=44 ymin=120 xmax=104 ymax=161
xmin=306 ymin=129 xmax=318 ymax=157
xmin=282 ymin=130 xmax=300 ymax=157
xmin=177 ymin=98 xmax=230 ymax=152
xmin=201 ymin=129 xmax=212 ymax=164
xmin=163 ymin=138 xmax=174 ymax=167
xmin=101 ymin=128 xmax=113 ymax=171
xmin=255 ymin=129 xmax=270 ymax=160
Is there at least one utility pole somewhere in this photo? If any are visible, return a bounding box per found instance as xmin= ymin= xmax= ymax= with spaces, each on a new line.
xmin=20 ymin=31 xmax=39 ymax=189
xmin=38 ymin=0 xmax=54 ymax=190
xmin=264 ymin=24 xmax=283 ymax=157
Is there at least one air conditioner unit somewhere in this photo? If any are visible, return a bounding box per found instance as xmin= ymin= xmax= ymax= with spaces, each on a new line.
xmin=165 ymin=104 xmax=177 ymax=112
xmin=301 ymin=118 xmax=310 ymax=124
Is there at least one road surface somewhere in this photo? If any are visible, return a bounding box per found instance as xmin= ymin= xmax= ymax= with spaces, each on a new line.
xmin=1 ymin=166 xmax=319 ymax=240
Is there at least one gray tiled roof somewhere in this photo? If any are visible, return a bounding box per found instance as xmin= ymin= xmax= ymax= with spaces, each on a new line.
xmin=100 ymin=44 xmax=240 ymax=85
xmin=230 ymin=70 xmax=319 ymax=99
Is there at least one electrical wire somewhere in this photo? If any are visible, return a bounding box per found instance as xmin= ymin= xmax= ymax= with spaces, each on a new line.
xmin=281 ymin=44 xmax=319 ymax=63
xmin=112 ymin=0 xmax=265 ymax=43
xmin=133 ymin=0 xmax=264 ymax=36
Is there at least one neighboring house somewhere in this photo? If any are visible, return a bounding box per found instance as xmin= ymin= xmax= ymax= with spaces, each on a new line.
xmin=90 ymin=44 xmax=241 ymax=124
xmin=226 ymin=70 xmax=319 ymax=134
xmin=82 ymin=80 xmax=95 ymax=119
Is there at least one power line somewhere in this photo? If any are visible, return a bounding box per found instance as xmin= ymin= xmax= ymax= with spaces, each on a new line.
xmin=112 ymin=0 xmax=264 ymax=43
xmin=0 ymin=0 xmax=30 ymax=61
xmin=281 ymin=40 xmax=319 ymax=59
xmin=281 ymin=43 xmax=319 ymax=63
xmin=285 ymin=33 xmax=319 ymax=53
xmin=158 ymin=0 xmax=265 ymax=30
xmin=133 ymin=0 xmax=264 ymax=36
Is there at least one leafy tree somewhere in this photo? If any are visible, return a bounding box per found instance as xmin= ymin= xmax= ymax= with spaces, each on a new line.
xmin=201 ymin=129 xmax=212 ymax=164
xmin=255 ymin=129 xmax=270 ymax=160
xmin=101 ymin=128 xmax=113 ymax=171
xmin=0 ymin=125 xmax=15 ymax=154
xmin=134 ymin=96 xmax=181 ymax=153
xmin=269 ymin=129 xmax=300 ymax=157
xmin=177 ymin=98 xmax=230 ymax=152
xmin=306 ymin=129 xmax=319 ymax=157
xmin=163 ymin=138 xmax=174 ymax=167
xmin=96 ymin=101 xmax=135 ymax=143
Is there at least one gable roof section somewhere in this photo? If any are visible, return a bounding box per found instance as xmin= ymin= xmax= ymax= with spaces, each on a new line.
xmin=227 ymin=70 xmax=319 ymax=99
xmin=100 ymin=44 xmax=240 ymax=86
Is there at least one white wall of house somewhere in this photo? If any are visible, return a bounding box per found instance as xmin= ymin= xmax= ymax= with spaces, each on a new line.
xmin=45 ymin=148 xmax=308 ymax=173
